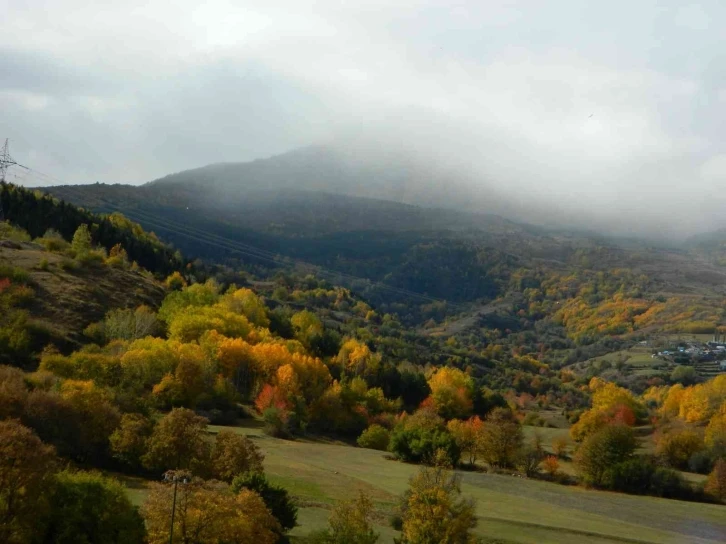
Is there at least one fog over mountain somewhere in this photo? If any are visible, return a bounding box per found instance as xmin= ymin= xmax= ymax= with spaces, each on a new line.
xmin=3 ymin=1 xmax=726 ymax=238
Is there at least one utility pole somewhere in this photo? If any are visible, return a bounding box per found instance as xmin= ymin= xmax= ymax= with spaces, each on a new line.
xmin=169 ymin=478 xmax=178 ymax=544
xmin=164 ymin=472 xmax=189 ymax=544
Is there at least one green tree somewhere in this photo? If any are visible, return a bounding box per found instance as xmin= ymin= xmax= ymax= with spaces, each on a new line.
xmin=109 ymin=413 xmax=154 ymax=468
xmin=389 ymin=425 xmax=460 ymax=466
xmin=71 ymin=223 xmax=92 ymax=256
xmin=576 ymin=424 xmax=637 ymax=487
xmin=210 ymin=429 xmax=264 ymax=482
xmin=670 ymin=365 xmax=698 ymax=386
xmin=0 ymin=420 xmax=57 ymax=544
xmin=0 ymin=365 xmax=28 ymax=419
xmin=142 ymin=408 xmax=211 ymax=474
xmin=231 ymin=472 xmax=298 ymax=533
xmin=478 ymin=408 xmax=523 ymax=468
xmin=42 ymin=470 xmax=145 ymax=544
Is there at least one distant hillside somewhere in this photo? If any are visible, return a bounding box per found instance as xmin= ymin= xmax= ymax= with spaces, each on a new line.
xmin=35 ymin=164 xmax=726 ymax=345
xmin=145 ymin=145 xmax=490 ymax=211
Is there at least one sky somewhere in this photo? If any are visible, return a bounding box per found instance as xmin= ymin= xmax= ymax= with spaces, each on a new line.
xmin=2 ymin=1 xmax=725 ymax=237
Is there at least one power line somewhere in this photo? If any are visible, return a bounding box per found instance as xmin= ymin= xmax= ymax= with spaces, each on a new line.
xmin=50 ymin=183 xmax=468 ymax=309
xmin=14 ymin=163 xmax=469 ymax=309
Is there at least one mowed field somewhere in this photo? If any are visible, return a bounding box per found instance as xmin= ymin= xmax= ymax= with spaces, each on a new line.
xmin=121 ymin=422 xmax=726 ymax=544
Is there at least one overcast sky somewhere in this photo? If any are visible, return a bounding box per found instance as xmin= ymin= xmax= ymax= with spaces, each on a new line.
xmin=2 ymin=1 xmax=725 ymax=236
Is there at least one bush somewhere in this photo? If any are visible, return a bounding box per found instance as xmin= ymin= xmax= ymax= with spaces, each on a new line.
xmin=688 ymin=450 xmax=714 ymax=475
xmin=263 ymin=407 xmax=290 ymax=438
xmin=59 ymin=258 xmax=78 ymax=271
xmin=0 ymin=265 xmax=30 ymax=284
xmin=0 ymin=222 xmax=31 ymax=242
xmin=75 ymin=249 xmax=106 ymax=266
xmin=231 ymin=472 xmax=298 ymax=532
xmin=42 ymin=470 xmax=146 ymax=544
xmin=522 ymin=413 xmax=545 ymax=427
xmin=670 ymin=365 xmax=697 ymax=386
xmin=602 ymin=456 xmax=694 ymax=499
xmin=357 ymin=424 xmax=390 ymax=451
xmin=36 ymin=229 xmax=69 ymax=252
xmin=388 ymin=426 xmax=460 ymax=466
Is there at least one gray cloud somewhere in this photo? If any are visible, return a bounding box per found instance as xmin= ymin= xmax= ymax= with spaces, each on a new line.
xmin=2 ymin=0 xmax=726 ymax=237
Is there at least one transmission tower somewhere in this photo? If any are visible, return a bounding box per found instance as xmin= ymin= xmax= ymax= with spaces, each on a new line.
xmin=0 ymin=138 xmax=16 ymax=221
xmin=0 ymin=139 xmax=16 ymax=183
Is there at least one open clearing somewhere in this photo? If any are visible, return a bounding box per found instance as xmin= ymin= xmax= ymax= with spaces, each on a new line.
xmin=123 ymin=422 xmax=726 ymax=544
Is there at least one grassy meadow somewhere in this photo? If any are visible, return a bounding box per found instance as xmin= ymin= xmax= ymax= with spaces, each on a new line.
xmin=120 ymin=421 xmax=726 ymax=544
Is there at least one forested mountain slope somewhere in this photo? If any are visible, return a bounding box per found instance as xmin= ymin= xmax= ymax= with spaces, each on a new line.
xmin=41 ymin=178 xmax=726 ymax=339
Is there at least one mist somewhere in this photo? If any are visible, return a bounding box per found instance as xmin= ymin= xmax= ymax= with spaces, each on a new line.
xmin=2 ymin=1 xmax=725 ymax=239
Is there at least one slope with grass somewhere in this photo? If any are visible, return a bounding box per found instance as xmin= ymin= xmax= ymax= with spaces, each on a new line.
xmin=0 ymin=240 xmax=165 ymax=356
xmin=121 ymin=421 xmax=726 ymax=544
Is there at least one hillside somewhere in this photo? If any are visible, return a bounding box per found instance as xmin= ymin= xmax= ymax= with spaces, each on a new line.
xmin=0 ymin=240 xmax=165 ymax=358
xmin=41 ymin=178 xmax=726 ymax=337
xmin=0 ymin=184 xmax=187 ymax=366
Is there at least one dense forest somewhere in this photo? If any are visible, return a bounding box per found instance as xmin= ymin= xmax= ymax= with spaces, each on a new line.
xmin=1 ymin=182 xmax=186 ymax=277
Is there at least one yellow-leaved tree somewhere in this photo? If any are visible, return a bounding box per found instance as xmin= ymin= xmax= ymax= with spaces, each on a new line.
xmin=143 ymin=474 xmax=280 ymax=544
xmin=426 ymin=367 xmax=474 ymax=420
xmin=398 ymin=453 xmax=477 ymax=544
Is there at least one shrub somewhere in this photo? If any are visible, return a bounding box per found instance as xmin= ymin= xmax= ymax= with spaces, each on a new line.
xmin=0 ymin=222 xmax=31 ymax=242
xmin=0 ymin=265 xmax=29 ymax=284
xmin=688 ymin=450 xmax=714 ymax=475
xmin=601 ymin=455 xmax=694 ymax=499
xmin=231 ymin=472 xmax=298 ymax=532
xmin=59 ymin=258 xmax=78 ymax=271
xmin=75 ymin=249 xmax=106 ymax=266
xmin=263 ymin=407 xmax=290 ymax=438
xmin=36 ymin=229 xmax=69 ymax=252
xmin=552 ymin=437 xmax=569 ymax=458
xmin=357 ymin=424 xmax=390 ymax=451
xmin=389 ymin=425 xmax=460 ymax=466
xmin=42 ymin=470 xmax=146 ymax=544
xmin=541 ymin=455 xmax=560 ymax=476
xmin=602 ymin=457 xmax=656 ymax=494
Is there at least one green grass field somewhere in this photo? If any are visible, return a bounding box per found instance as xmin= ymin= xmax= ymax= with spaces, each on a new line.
xmin=121 ymin=422 xmax=726 ymax=544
